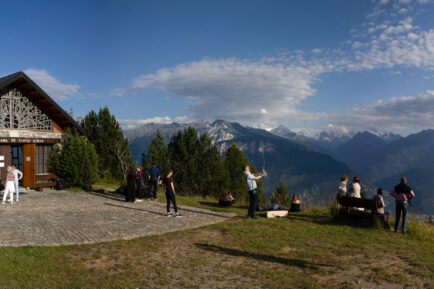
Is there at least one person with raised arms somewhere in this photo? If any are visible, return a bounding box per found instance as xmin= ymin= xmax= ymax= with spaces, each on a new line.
xmin=243 ymin=165 xmax=265 ymax=219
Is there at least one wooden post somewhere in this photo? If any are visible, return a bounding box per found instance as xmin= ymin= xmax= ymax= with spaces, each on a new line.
xmin=22 ymin=144 xmax=36 ymax=188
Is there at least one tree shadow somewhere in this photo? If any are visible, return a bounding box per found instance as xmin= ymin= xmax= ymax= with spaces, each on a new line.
xmin=288 ymin=213 xmax=388 ymax=229
xmin=199 ymin=201 xmax=246 ymax=209
xmin=195 ymin=243 xmax=334 ymax=269
xmin=104 ymin=202 xmax=167 ymax=216
xmin=88 ymin=191 xmax=125 ymax=202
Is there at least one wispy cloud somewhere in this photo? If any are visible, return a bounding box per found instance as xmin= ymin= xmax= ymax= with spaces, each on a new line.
xmin=24 ymin=68 xmax=80 ymax=101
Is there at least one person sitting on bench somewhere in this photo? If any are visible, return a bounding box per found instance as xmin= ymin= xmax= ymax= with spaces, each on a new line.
xmin=372 ymin=188 xmax=389 ymax=222
xmin=349 ymin=176 xmax=363 ymax=211
xmin=289 ymin=194 xmax=301 ymax=212
xmin=219 ymin=190 xmax=235 ymax=207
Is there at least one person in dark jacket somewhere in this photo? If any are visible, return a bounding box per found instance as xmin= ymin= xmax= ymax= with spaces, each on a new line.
xmin=135 ymin=165 xmax=144 ymax=201
xmin=126 ymin=166 xmax=136 ymax=202
xmin=148 ymin=163 xmax=160 ymax=200
xmin=163 ymin=170 xmax=181 ymax=217
xmin=289 ymin=194 xmax=301 ymax=212
xmin=390 ymin=177 xmax=415 ymax=233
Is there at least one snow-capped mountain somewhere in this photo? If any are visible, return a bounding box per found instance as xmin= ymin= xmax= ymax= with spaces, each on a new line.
xmin=125 ymin=120 xmax=353 ymax=205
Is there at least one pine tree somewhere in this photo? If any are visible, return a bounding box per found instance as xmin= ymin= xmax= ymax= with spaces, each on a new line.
xmin=224 ymin=143 xmax=249 ymax=202
xmin=147 ymin=130 xmax=168 ymax=174
xmin=271 ymin=181 xmax=291 ymax=208
xmin=197 ymin=133 xmax=223 ymax=197
xmin=167 ymin=127 xmax=200 ymax=196
xmin=48 ymin=128 xmax=98 ymax=188
xmin=80 ymin=106 xmax=132 ymax=181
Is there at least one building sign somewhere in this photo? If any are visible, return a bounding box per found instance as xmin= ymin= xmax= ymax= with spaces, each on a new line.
xmin=0 ymin=138 xmax=59 ymax=144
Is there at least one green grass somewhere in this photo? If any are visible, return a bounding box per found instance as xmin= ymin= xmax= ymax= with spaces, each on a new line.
xmin=3 ymin=190 xmax=431 ymax=288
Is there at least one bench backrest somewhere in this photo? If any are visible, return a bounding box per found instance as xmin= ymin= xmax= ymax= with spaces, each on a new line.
xmin=337 ymin=196 xmax=378 ymax=211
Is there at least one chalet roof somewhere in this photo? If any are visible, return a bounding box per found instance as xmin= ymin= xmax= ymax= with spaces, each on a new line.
xmin=0 ymin=71 xmax=82 ymax=132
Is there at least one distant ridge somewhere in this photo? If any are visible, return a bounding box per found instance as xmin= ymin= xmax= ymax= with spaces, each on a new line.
xmin=125 ymin=120 xmax=353 ymax=205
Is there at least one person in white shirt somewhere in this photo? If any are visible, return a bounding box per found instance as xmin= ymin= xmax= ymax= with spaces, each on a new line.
xmin=337 ymin=175 xmax=348 ymax=198
xmin=12 ymin=164 xmax=23 ymax=202
xmin=243 ymin=165 xmax=265 ymax=219
xmin=349 ymin=176 xmax=363 ymax=211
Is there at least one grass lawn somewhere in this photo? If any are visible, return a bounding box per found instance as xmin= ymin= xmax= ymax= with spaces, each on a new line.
xmin=0 ymin=190 xmax=432 ymax=288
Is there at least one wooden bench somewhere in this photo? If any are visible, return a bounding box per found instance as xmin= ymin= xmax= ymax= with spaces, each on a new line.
xmin=35 ymin=173 xmax=59 ymax=191
xmin=337 ymin=196 xmax=388 ymax=223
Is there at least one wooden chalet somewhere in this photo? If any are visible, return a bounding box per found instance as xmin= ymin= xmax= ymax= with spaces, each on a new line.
xmin=0 ymin=71 xmax=81 ymax=188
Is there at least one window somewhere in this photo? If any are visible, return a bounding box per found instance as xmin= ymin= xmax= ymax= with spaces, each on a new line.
xmin=36 ymin=145 xmax=52 ymax=174
xmin=0 ymin=87 xmax=52 ymax=130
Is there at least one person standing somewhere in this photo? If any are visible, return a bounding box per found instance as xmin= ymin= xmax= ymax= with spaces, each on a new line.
xmin=148 ymin=163 xmax=160 ymax=200
xmin=163 ymin=170 xmax=181 ymax=217
xmin=11 ymin=164 xmax=23 ymax=202
xmin=243 ymin=165 xmax=264 ymax=219
xmin=135 ymin=166 xmax=143 ymax=202
xmin=125 ymin=166 xmax=136 ymax=203
xmin=2 ymin=166 xmax=15 ymax=204
xmin=373 ymin=188 xmax=389 ymax=223
xmin=390 ymin=177 xmax=415 ymax=234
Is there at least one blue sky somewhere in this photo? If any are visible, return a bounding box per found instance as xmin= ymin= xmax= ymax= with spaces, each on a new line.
xmin=1 ymin=0 xmax=433 ymax=135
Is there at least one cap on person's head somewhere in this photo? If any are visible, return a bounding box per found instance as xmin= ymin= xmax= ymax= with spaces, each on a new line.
xmin=377 ymin=188 xmax=384 ymax=195
xmin=401 ymin=177 xmax=407 ymax=184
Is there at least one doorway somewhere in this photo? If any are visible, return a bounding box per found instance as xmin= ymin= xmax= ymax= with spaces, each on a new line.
xmin=10 ymin=145 xmax=23 ymax=171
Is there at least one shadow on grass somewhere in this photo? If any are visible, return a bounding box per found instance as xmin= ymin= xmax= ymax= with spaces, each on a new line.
xmin=195 ymin=243 xmax=334 ymax=269
xmin=288 ymin=213 xmax=389 ymax=230
xmin=199 ymin=201 xmax=247 ymax=209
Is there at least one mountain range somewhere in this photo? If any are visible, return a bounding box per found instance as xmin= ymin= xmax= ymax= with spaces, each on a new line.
xmin=125 ymin=120 xmax=353 ymax=206
xmin=125 ymin=121 xmax=433 ymax=214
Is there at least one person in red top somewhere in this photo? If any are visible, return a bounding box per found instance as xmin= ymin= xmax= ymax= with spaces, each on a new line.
xmin=163 ymin=170 xmax=181 ymax=217
xmin=390 ymin=177 xmax=415 ymax=233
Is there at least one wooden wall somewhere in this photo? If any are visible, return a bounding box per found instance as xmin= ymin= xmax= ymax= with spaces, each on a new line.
xmin=0 ymin=145 xmax=11 ymax=181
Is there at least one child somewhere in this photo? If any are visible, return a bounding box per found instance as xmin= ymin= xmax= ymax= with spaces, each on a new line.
xmin=373 ymin=188 xmax=389 ymax=222
xmin=2 ymin=166 xmax=15 ymax=204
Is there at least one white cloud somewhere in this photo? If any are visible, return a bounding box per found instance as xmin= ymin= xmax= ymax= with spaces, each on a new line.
xmin=130 ymin=58 xmax=319 ymax=126
xmin=118 ymin=116 xmax=192 ymax=130
xmin=24 ymin=69 xmax=80 ymax=101
xmin=113 ymin=0 xmax=433 ymax=131
xmin=330 ymin=90 xmax=434 ymax=130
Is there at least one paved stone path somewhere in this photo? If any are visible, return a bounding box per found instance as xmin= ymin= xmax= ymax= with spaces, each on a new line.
xmin=0 ymin=189 xmax=234 ymax=247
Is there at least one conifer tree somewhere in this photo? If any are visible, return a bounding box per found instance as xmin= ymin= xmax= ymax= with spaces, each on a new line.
xmin=80 ymin=106 xmax=132 ymax=181
xmin=224 ymin=143 xmax=249 ymax=202
xmin=197 ymin=133 xmax=224 ymax=197
xmin=48 ymin=128 xmax=98 ymax=187
xmin=147 ymin=130 xmax=168 ymax=174
xmin=271 ymin=181 xmax=291 ymax=208
xmin=167 ymin=127 xmax=200 ymax=195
